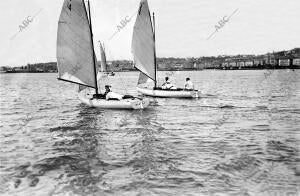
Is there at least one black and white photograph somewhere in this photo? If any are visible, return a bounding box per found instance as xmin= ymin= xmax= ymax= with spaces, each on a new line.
xmin=0 ymin=0 xmax=299 ymax=195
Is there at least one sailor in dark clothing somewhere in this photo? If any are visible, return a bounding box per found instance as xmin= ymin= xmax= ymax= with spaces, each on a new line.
xmin=93 ymin=85 xmax=111 ymax=99
xmin=104 ymin=85 xmax=111 ymax=97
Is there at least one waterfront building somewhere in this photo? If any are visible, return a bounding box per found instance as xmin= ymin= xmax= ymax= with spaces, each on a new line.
xmin=278 ymin=59 xmax=290 ymax=67
xmin=237 ymin=61 xmax=245 ymax=68
xmin=222 ymin=62 xmax=228 ymax=68
xmin=293 ymin=58 xmax=300 ymax=66
xmin=229 ymin=62 xmax=237 ymax=68
xmin=245 ymin=61 xmax=254 ymax=67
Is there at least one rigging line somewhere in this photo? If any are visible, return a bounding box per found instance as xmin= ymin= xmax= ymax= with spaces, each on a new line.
xmin=134 ymin=67 xmax=155 ymax=82
xmin=85 ymin=0 xmax=99 ymax=94
xmin=58 ymin=78 xmax=95 ymax=88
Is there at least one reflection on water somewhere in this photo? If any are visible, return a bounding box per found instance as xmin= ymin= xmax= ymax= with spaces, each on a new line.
xmin=0 ymin=70 xmax=299 ymax=195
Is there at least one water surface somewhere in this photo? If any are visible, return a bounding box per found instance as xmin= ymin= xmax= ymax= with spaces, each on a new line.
xmin=0 ymin=70 xmax=299 ymax=195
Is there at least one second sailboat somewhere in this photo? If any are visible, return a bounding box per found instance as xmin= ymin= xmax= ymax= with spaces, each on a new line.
xmin=132 ymin=0 xmax=200 ymax=98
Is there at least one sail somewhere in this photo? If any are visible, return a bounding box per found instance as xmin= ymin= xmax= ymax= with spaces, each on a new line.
xmin=57 ymin=0 xmax=98 ymax=88
xmin=131 ymin=0 xmax=156 ymax=82
xmin=137 ymin=72 xmax=150 ymax=85
xmin=100 ymin=42 xmax=107 ymax=72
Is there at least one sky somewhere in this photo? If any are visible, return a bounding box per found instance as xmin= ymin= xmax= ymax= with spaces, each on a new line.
xmin=0 ymin=0 xmax=300 ymax=67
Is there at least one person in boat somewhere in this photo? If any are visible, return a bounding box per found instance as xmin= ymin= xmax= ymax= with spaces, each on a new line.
xmin=161 ymin=77 xmax=177 ymax=90
xmin=184 ymin=78 xmax=194 ymax=90
xmin=104 ymin=85 xmax=122 ymax=100
xmin=104 ymin=85 xmax=135 ymax=100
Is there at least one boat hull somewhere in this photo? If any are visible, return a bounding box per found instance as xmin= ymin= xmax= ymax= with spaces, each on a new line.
xmin=78 ymin=91 xmax=150 ymax=110
xmin=137 ymin=87 xmax=200 ymax=98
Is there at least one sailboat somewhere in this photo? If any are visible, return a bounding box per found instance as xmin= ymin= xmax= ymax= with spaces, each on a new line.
xmin=132 ymin=0 xmax=200 ymax=98
xmin=98 ymin=41 xmax=115 ymax=77
xmin=57 ymin=0 xmax=150 ymax=109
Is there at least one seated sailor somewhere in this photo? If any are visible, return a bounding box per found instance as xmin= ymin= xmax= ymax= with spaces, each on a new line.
xmin=104 ymin=85 xmax=123 ymax=100
xmin=104 ymin=85 xmax=135 ymax=100
xmin=184 ymin=78 xmax=194 ymax=90
xmin=162 ymin=77 xmax=177 ymax=90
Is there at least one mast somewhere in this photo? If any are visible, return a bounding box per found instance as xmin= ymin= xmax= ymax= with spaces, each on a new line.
xmin=153 ymin=12 xmax=157 ymax=88
xmin=87 ymin=0 xmax=99 ymax=95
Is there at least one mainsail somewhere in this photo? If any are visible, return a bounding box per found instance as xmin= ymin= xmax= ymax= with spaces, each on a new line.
xmin=132 ymin=0 xmax=156 ymax=84
xmin=99 ymin=42 xmax=107 ymax=72
xmin=57 ymin=0 xmax=98 ymax=89
xmin=137 ymin=72 xmax=150 ymax=85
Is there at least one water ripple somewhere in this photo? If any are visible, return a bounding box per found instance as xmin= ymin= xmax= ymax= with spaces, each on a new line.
xmin=0 ymin=71 xmax=299 ymax=196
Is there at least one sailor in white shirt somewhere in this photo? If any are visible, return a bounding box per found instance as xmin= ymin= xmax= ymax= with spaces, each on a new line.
xmin=104 ymin=85 xmax=123 ymax=100
xmin=162 ymin=77 xmax=177 ymax=90
xmin=184 ymin=78 xmax=194 ymax=90
xmin=106 ymin=91 xmax=123 ymax=100
xmin=104 ymin=85 xmax=135 ymax=100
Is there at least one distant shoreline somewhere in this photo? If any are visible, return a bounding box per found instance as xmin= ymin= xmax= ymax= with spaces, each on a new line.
xmin=1 ymin=67 xmax=299 ymax=74
xmin=1 ymin=47 xmax=300 ymax=73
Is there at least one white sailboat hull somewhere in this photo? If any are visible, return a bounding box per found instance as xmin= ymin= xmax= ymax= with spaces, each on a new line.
xmin=78 ymin=91 xmax=150 ymax=110
xmin=137 ymin=87 xmax=201 ymax=98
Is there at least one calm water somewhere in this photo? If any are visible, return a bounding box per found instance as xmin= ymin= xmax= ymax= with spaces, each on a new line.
xmin=0 ymin=70 xmax=299 ymax=196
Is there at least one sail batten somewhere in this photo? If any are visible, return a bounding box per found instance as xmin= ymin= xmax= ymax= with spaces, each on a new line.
xmin=57 ymin=0 xmax=98 ymax=89
xmin=131 ymin=0 xmax=156 ymax=84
